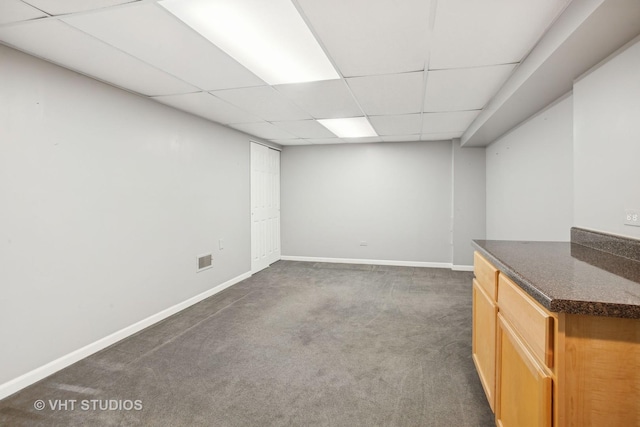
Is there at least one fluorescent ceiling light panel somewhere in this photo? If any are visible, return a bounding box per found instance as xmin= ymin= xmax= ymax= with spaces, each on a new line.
xmin=317 ymin=118 xmax=377 ymax=138
xmin=159 ymin=0 xmax=339 ymax=85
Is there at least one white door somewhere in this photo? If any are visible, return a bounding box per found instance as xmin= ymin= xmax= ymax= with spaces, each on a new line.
xmin=251 ymin=143 xmax=280 ymax=273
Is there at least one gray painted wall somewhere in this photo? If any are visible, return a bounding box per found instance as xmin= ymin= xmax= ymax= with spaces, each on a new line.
xmin=486 ymin=94 xmax=574 ymax=241
xmin=452 ymin=140 xmax=486 ymax=266
xmin=0 ymin=45 xmax=253 ymax=385
xmin=573 ymin=37 xmax=640 ymax=239
xmin=281 ymin=141 xmax=454 ymax=264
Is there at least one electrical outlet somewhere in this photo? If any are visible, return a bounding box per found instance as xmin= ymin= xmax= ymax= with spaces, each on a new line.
xmin=219 ymin=239 xmax=224 ymax=250
xmin=360 ymin=241 xmax=368 ymax=246
xmin=624 ymin=209 xmax=640 ymax=227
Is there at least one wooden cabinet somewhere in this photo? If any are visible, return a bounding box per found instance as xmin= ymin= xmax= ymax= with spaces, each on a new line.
xmin=473 ymin=251 xmax=640 ymax=427
xmin=497 ymin=275 xmax=554 ymax=368
xmin=472 ymin=252 xmax=499 ymax=411
xmin=496 ymin=313 xmax=552 ymax=427
xmin=473 ymin=255 xmax=555 ymax=426
xmin=557 ymin=314 xmax=640 ymax=426
xmin=472 ymin=279 xmax=498 ymax=410
xmin=474 ymin=251 xmax=498 ymax=300
xmin=495 ymin=274 xmax=555 ymax=427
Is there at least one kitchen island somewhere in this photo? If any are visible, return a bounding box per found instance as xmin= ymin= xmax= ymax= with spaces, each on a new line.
xmin=471 ymin=228 xmax=640 ymax=427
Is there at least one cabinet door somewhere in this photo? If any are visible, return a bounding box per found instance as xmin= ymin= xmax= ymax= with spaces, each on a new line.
xmin=472 ymin=279 xmax=498 ymax=411
xmin=496 ymin=313 xmax=552 ymax=427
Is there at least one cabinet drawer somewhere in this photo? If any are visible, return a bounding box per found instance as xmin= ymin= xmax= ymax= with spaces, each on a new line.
xmin=474 ymin=251 xmax=498 ymax=301
xmin=498 ymin=274 xmax=554 ymax=368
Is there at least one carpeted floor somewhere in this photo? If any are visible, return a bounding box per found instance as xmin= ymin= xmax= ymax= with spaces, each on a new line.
xmin=0 ymin=261 xmax=494 ymax=426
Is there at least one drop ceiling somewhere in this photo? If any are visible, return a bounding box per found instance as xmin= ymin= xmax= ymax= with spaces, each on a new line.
xmin=1 ymin=0 xmax=638 ymax=146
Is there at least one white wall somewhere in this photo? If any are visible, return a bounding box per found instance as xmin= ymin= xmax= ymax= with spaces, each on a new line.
xmin=452 ymin=140 xmax=486 ymax=266
xmin=0 ymin=45 xmax=254 ymax=388
xmin=486 ymin=94 xmax=574 ymax=241
xmin=573 ymin=36 xmax=640 ymax=239
xmin=281 ymin=141 xmax=454 ymax=264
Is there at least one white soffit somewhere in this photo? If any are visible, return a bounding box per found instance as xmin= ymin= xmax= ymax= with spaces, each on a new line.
xmin=369 ymin=114 xmax=422 ymax=136
xmin=296 ymin=0 xmax=432 ymax=77
xmin=462 ymin=0 xmax=640 ymax=146
xmin=422 ymin=111 xmax=480 ymax=134
xmin=271 ymin=120 xmax=335 ymax=138
xmin=0 ymin=20 xmax=196 ymax=96
xmin=62 ymin=3 xmax=265 ymax=91
xmin=212 ymin=86 xmax=312 ymax=122
xmin=347 ymin=72 xmax=425 ymax=116
xmin=23 ymin=0 xmax=137 ymax=15
xmin=0 ymin=0 xmax=47 ymax=25
xmin=430 ymin=0 xmax=570 ymax=69
xmin=274 ymin=79 xmax=363 ymax=119
xmin=424 ymin=64 xmax=517 ymax=112
xmin=421 ymin=132 xmax=463 ymax=141
xmin=152 ymin=92 xmax=262 ymax=124
xmin=231 ymin=122 xmax=297 ymax=140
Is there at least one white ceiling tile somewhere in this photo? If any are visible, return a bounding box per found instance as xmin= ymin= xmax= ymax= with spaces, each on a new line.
xmin=297 ymin=0 xmax=432 ymax=77
xmin=381 ymin=135 xmax=421 ymax=142
xmin=62 ymin=3 xmax=265 ymax=91
xmin=430 ymin=0 xmax=570 ymax=69
xmin=230 ymin=122 xmax=297 ymax=140
xmin=424 ymin=65 xmax=516 ymax=112
xmin=212 ymin=86 xmax=311 ymax=122
xmin=0 ymin=0 xmax=47 ymax=25
xmin=420 ymin=132 xmax=463 ymax=141
xmin=0 ymin=20 xmax=196 ymax=96
xmin=274 ymin=80 xmax=363 ymax=119
xmin=272 ymin=139 xmax=312 ymax=146
xmin=152 ymin=92 xmax=262 ymax=124
xmin=271 ymin=120 xmax=335 ymax=138
xmin=348 ymin=72 xmax=425 ymax=116
xmin=22 ymin=0 xmax=136 ymax=15
xmin=369 ymin=114 xmax=422 ymax=136
xmin=421 ymin=111 xmax=480 ymax=134
xmin=305 ymin=138 xmax=344 ymax=145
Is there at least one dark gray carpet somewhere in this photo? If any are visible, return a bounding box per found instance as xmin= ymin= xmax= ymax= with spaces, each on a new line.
xmin=0 ymin=261 xmax=494 ymax=426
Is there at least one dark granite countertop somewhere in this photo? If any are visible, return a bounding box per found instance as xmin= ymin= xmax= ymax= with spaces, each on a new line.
xmin=472 ymin=239 xmax=640 ymax=319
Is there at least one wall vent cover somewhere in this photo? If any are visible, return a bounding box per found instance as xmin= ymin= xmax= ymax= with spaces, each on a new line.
xmin=197 ymin=254 xmax=213 ymax=272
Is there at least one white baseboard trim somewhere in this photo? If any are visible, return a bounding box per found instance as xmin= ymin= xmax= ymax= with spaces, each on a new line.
xmin=281 ymin=255 xmax=452 ymax=269
xmin=452 ymin=265 xmax=474 ymax=272
xmin=0 ymin=271 xmax=251 ymax=401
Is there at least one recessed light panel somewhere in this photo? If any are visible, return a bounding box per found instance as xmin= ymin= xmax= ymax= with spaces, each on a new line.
xmin=317 ymin=118 xmax=377 ymax=138
xmin=159 ymin=0 xmax=339 ymax=85
xmin=63 ymin=3 xmax=265 ymax=91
